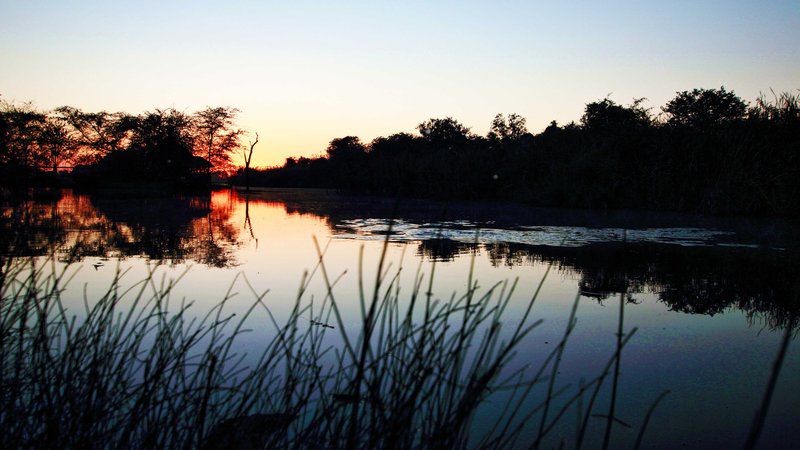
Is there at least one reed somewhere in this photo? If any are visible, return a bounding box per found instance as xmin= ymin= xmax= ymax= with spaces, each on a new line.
xmin=3 ymin=232 xmax=785 ymax=449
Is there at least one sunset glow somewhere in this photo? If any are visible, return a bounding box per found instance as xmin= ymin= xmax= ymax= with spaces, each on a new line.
xmin=2 ymin=1 xmax=798 ymax=166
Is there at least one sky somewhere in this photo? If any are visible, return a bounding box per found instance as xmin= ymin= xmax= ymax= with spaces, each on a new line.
xmin=1 ymin=0 xmax=798 ymax=167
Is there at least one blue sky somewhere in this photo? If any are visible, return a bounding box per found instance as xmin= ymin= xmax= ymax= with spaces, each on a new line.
xmin=1 ymin=0 xmax=798 ymax=165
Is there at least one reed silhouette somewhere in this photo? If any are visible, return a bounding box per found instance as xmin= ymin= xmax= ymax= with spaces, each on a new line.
xmin=1 ymin=238 xmax=793 ymax=448
xmin=0 ymin=237 xmax=639 ymax=449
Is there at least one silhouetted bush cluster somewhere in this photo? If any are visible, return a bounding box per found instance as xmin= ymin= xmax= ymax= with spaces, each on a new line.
xmin=0 ymin=101 xmax=242 ymax=187
xmin=233 ymin=88 xmax=800 ymax=217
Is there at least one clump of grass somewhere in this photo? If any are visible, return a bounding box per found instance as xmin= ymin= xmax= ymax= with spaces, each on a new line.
xmin=0 ymin=235 xmax=649 ymax=449
xmin=751 ymin=90 xmax=800 ymax=125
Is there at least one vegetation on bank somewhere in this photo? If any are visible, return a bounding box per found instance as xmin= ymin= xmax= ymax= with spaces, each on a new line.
xmin=231 ymin=88 xmax=800 ymax=218
xmin=3 ymin=87 xmax=799 ymax=216
xmin=0 ymin=101 xmax=243 ymax=187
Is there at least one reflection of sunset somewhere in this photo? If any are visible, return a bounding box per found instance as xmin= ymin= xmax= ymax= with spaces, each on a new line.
xmin=3 ymin=189 xmax=239 ymax=267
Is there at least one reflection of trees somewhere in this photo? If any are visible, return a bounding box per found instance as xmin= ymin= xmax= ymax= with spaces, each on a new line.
xmin=1 ymin=189 xmax=240 ymax=267
xmin=1 ymin=190 xmax=71 ymax=257
xmin=451 ymin=240 xmax=799 ymax=328
xmin=329 ymin=226 xmax=798 ymax=328
xmin=416 ymin=239 xmax=474 ymax=262
xmin=226 ymin=188 xmax=799 ymax=328
xmin=15 ymin=186 xmax=783 ymax=327
xmin=348 ymin=232 xmax=799 ymax=328
xmin=242 ymin=191 xmax=257 ymax=247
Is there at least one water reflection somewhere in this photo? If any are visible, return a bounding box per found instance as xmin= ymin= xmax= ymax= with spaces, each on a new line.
xmin=398 ymin=238 xmax=799 ymax=329
xmin=1 ymin=188 xmax=239 ymax=267
xmin=242 ymin=188 xmax=800 ymax=329
xmin=1 ymin=187 xmax=798 ymax=328
xmin=3 ymin=187 xmax=797 ymax=449
xmin=486 ymin=240 xmax=798 ymax=328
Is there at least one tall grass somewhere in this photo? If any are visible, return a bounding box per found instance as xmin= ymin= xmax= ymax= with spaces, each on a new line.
xmin=1 ymin=231 xmax=787 ymax=449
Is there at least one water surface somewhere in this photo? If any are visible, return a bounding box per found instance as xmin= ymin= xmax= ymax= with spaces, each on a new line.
xmin=2 ymin=187 xmax=798 ymax=449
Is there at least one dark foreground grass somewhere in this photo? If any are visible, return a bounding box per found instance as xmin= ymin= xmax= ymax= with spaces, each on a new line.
xmin=0 ymin=237 xmax=792 ymax=449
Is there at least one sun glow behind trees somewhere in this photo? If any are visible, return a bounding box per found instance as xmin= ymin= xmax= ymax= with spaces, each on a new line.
xmin=1 ymin=1 xmax=798 ymax=166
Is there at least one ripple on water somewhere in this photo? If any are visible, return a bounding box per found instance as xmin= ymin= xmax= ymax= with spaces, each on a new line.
xmin=334 ymin=218 xmax=769 ymax=249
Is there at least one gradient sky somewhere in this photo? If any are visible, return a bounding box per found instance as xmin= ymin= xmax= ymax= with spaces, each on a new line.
xmin=2 ymin=1 xmax=798 ymax=166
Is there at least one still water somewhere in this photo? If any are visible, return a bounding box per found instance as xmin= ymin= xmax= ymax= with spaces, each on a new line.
xmin=2 ymin=187 xmax=798 ymax=449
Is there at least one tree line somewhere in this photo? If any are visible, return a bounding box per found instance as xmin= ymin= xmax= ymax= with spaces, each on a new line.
xmin=232 ymin=87 xmax=799 ymax=217
xmin=3 ymin=88 xmax=798 ymax=216
xmin=0 ymin=100 xmax=243 ymax=186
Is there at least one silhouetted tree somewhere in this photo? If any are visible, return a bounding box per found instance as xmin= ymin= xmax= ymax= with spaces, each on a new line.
xmin=326 ymin=136 xmax=367 ymax=160
xmin=663 ymin=87 xmax=747 ymax=127
xmin=35 ymin=117 xmax=77 ymax=172
xmin=369 ymin=133 xmax=418 ymax=158
xmin=0 ymin=100 xmax=45 ymax=167
xmin=1 ymin=100 xmax=253 ymax=188
xmin=236 ymin=87 xmax=799 ymax=216
xmin=488 ymin=113 xmax=528 ymax=142
xmin=541 ymin=120 xmax=562 ymax=136
xmin=193 ymin=107 xmax=242 ymax=173
xmin=92 ymin=109 xmax=202 ymax=183
xmin=242 ymin=133 xmax=258 ymax=191
xmin=581 ymin=98 xmax=651 ymax=131
xmin=4 ymin=89 xmax=799 ymax=216
xmin=417 ymin=117 xmax=472 ymax=148
xmin=53 ymin=107 xmax=135 ymax=162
